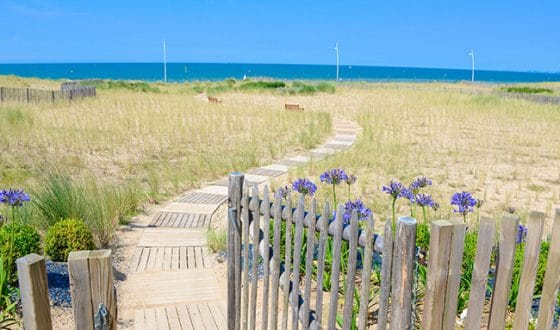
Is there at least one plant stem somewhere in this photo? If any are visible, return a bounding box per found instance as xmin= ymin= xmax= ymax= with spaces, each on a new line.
xmin=332 ymin=185 xmax=337 ymax=208
xmin=392 ymin=198 xmax=397 ymax=231
xmin=422 ymin=206 xmax=427 ymax=224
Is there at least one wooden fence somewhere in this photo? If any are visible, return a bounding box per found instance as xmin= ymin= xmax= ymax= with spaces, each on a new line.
xmin=227 ymin=173 xmax=560 ymax=329
xmin=16 ymin=250 xmax=117 ymax=329
xmin=0 ymin=84 xmax=96 ymax=103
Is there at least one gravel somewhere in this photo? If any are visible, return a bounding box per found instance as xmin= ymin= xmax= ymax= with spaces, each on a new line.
xmin=45 ymin=260 xmax=71 ymax=307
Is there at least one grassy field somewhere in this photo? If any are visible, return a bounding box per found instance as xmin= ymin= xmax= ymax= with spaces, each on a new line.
xmin=1 ymin=76 xmax=560 ymax=238
xmin=0 ymin=75 xmax=331 ymax=245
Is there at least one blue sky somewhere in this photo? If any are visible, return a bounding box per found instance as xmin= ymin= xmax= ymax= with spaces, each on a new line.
xmin=0 ymin=0 xmax=558 ymax=72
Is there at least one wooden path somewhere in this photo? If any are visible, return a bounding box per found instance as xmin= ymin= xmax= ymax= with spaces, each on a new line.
xmin=124 ymin=119 xmax=360 ymax=329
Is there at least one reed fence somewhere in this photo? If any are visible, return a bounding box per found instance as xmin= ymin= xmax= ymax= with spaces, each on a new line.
xmin=0 ymin=83 xmax=95 ymax=103
xmin=227 ymin=172 xmax=560 ymax=329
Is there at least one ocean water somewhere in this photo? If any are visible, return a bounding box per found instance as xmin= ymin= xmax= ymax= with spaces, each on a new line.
xmin=1 ymin=63 xmax=559 ymax=83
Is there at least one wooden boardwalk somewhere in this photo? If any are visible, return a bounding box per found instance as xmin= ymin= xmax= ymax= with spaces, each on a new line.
xmin=123 ymin=119 xmax=360 ymax=329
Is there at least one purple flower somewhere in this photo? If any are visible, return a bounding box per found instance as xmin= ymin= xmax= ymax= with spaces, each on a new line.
xmin=415 ymin=193 xmax=436 ymax=208
xmin=410 ymin=176 xmax=432 ymax=193
xmin=291 ymin=178 xmax=317 ymax=196
xmin=0 ymin=189 xmax=30 ymax=207
xmin=450 ymin=191 xmax=477 ymax=216
xmin=382 ymin=180 xmax=412 ymax=200
xmin=277 ymin=186 xmax=290 ymax=199
xmin=516 ymin=224 xmax=528 ymax=244
xmin=320 ymin=169 xmax=348 ymax=185
xmin=346 ymin=174 xmax=357 ymax=185
xmin=338 ymin=199 xmax=372 ymax=225
xmin=431 ymin=201 xmax=440 ymax=211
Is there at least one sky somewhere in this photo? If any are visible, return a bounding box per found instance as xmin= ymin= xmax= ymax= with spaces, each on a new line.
xmin=0 ymin=0 xmax=559 ymax=72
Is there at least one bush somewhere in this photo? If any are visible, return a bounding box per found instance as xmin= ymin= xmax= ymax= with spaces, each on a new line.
xmin=45 ymin=219 xmax=95 ymax=262
xmin=501 ymin=86 xmax=553 ymax=94
xmin=416 ymin=222 xmax=430 ymax=252
xmin=0 ymin=222 xmax=41 ymax=282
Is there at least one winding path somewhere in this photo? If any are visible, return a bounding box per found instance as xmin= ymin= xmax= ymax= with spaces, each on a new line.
xmin=124 ymin=118 xmax=361 ymax=329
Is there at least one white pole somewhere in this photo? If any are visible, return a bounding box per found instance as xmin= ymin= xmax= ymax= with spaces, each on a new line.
xmin=469 ymin=49 xmax=475 ymax=82
xmin=163 ymin=40 xmax=167 ymax=84
xmin=334 ymin=42 xmax=339 ymax=83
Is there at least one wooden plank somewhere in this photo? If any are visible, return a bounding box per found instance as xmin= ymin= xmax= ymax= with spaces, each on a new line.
xmin=261 ymin=186 xmax=271 ymax=330
xmin=281 ymin=194 xmax=294 ymax=330
xmin=464 ymin=217 xmax=496 ymax=330
xmin=144 ymin=308 xmax=157 ymax=329
xmin=269 ymin=190 xmax=284 ymax=330
xmin=315 ymin=202 xmax=330 ymax=327
xmin=171 ymin=247 xmax=180 ymax=271
xmin=179 ymin=247 xmax=187 ymax=270
xmin=327 ymin=206 xmax=345 ymax=330
xmin=138 ymin=228 xmax=207 ymax=247
xmin=249 ymin=184 xmax=260 ymax=330
xmin=302 ymin=200 xmax=317 ymax=327
xmin=342 ymin=212 xmax=360 ymax=330
xmin=241 ymin=184 xmax=250 ymax=330
xmin=163 ymin=247 xmax=173 ymax=271
xmin=166 ymin=306 xmax=182 ymax=330
xmin=198 ymin=303 xmax=218 ymax=329
xmin=155 ymin=247 xmax=165 ymax=271
xmin=195 ymin=247 xmax=204 ymax=268
xmin=537 ymin=208 xmax=560 ymax=330
xmin=389 ymin=217 xmax=417 ymax=330
xmin=513 ymin=212 xmax=545 ymax=329
xmin=186 ymin=304 xmax=206 ymax=329
xmin=358 ymin=214 xmax=375 ymax=330
xmin=291 ymin=195 xmax=306 ymax=330
xmin=88 ymin=250 xmax=117 ymax=330
xmin=488 ymin=214 xmax=519 ymax=329
xmin=16 ymin=254 xmax=53 ymax=330
xmin=443 ymin=220 xmax=467 ymax=330
xmin=134 ymin=310 xmax=146 ymax=330
xmin=155 ymin=307 xmax=170 ymax=330
xmin=68 ymin=251 xmax=94 ymax=330
xmin=177 ymin=304 xmax=194 ymax=330
xmin=377 ymin=220 xmax=393 ymax=330
xmin=423 ymin=220 xmax=454 ymax=330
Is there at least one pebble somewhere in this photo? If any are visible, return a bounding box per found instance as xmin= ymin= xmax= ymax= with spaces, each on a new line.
xmin=45 ymin=261 xmax=72 ymax=307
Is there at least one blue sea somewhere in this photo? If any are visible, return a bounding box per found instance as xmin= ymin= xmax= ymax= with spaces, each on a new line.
xmin=1 ymin=63 xmax=559 ymax=83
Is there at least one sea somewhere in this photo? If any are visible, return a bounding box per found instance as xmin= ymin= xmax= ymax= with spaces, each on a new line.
xmin=1 ymin=63 xmax=559 ymax=83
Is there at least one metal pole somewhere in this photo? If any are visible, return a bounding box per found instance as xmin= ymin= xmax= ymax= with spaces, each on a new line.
xmin=335 ymin=42 xmax=339 ymax=83
xmin=163 ymin=40 xmax=167 ymax=84
xmin=470 ymin=49 xmax=475 ymax=82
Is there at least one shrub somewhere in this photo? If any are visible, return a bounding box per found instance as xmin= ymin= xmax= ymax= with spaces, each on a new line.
xmin=207 ymin=228 xmax=227 ymax=253
xmin=416 ymin=222 xmax=430 ymax=252
xmin=45 ymin=219 xmax=95 ymax=262
xmin=501 ymin=86 xmax=553 ymax=94
xmin=0 ymin=222 xmax=41 ymax=282
xmin=316 ymin=82 xmax=336 ymax=93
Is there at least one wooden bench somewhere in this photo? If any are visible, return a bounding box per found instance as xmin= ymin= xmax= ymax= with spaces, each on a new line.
xmin=208 ymin=96 xmax=222 ymax=104
xmin=284 ymin=103 xmax=304 ymax=111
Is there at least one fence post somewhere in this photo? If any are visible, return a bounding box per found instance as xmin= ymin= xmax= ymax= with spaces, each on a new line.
xmin=16 ymin=254 xmax=53 ymax=330
xmin=389 ymin=216 xmax=417 ymax=330
xmin=227 ymin=173 xmax=244 ymax=330
xmin=488 ymin=214 xmax=519 ymax=329
xmin=442 ymin=220 xmax=467 ymax=330
xmin=0 ymin=87 xmax=3 ymax=102
xmin=68 ymin=250 xmax=117 ymax=330
xmin=423 ymin=220 xmax=454 ymax=330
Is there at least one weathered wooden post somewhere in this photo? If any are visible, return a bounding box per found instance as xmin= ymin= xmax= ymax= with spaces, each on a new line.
xmin=488 ymin=214 xmax=519 ymax=329
xmin=227 ymin=172 xmax=244 ymax=330
xmin=17 ymin=254 xmax=53 ymax=330
xmin=442 ymin=219 xmax=467 ymax=330
xmin=377 ymin=220 xmax=393 ymax=330
xmin=389 ymin=216 xmax=417 ymax=330
xmin=68 ymin=250 xmax=117 ymax=330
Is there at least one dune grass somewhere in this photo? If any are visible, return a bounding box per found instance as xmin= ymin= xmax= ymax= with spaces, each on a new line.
xmin=0 ymin=76 xmax=332 ymax=245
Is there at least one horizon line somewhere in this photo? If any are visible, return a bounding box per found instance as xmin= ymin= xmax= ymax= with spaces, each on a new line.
xmin=1 ymin=61 xmax=559 ymax=75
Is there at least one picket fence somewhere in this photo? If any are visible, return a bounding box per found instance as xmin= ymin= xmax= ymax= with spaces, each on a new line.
xmin=0 ymin=83 xmax=95 ymax=103
xmin=227 ymin=173 xmax=560 ymax=330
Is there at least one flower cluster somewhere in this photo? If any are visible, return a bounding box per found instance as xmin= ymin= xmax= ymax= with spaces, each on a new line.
xmin=342 ymin=199 xmax=372 ymax=224
xmin=320 ymin=169 xmax=349 ymax=185
xmin=0 ymin=189 xmax=30 ymax=207
xmin=277 ymin=186 xmax=290 ymax=199
xmin=291 ymin=179 xmax=317 ymax=196
xmin=415 ymin=193 xmax=436 ymax=208
xmin=516 ymin=224 xmax=528 ymax=244
xmin=410 ymin=176 xmax=432 ymax=193
xmin=450 ymin=191 xmax=477 ymax=216
xmin=382 ymin=180 xmax=412 ymax=200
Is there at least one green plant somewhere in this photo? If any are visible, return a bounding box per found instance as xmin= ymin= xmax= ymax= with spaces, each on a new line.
xmin=509 ymin=240 xmax=550 ymax=307
xmin=0 ymin=256 xmax=18 ymax=329
xmin=45 ymin=218 xmax=95 ymax=262
xmin=457 ymin=228 xmax=479 ymax=312
xmin=416 ymin=222 xmax=430 ymax=252
xmin=0 ymin=222 xmax=41 ymax=283
xmin=501 ymin=86 xmax=553 ymax=94
xmin=207 ymin=228 xmax=227 ymax=253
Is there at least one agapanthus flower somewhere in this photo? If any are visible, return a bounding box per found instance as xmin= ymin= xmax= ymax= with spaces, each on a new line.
xmin=277 ymin=186 xmax=290 ymax=199
xmin=346 ymin=174 xmax=357 ymax=185
xmin=382 ymin=180 xmax=412 ymax=200
xmin=341 ymin=199 xmax=372 ymax=224
xmin=431 ymin=201 xmax=440 ymax=211
xmin=450 ymin=191 xmax=477 ymax=215
xmin=516 ymin=224 xmax=528 ymax=244
xmin=320 ymin=169 xmax=348 ymax=185
xmin=0 ymin=189 xmax=30 ymax=207
xmin=415 ymin=193 xmax=436 ymax=208
xmin=292 ymin=178 xmax=317 ymax=196
xmin=410 ymin=176 xmax=432 ymax=193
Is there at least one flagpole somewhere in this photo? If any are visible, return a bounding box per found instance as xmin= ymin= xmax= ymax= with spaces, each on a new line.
xmin=163 ymin=40 xmax=167 ymax=84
